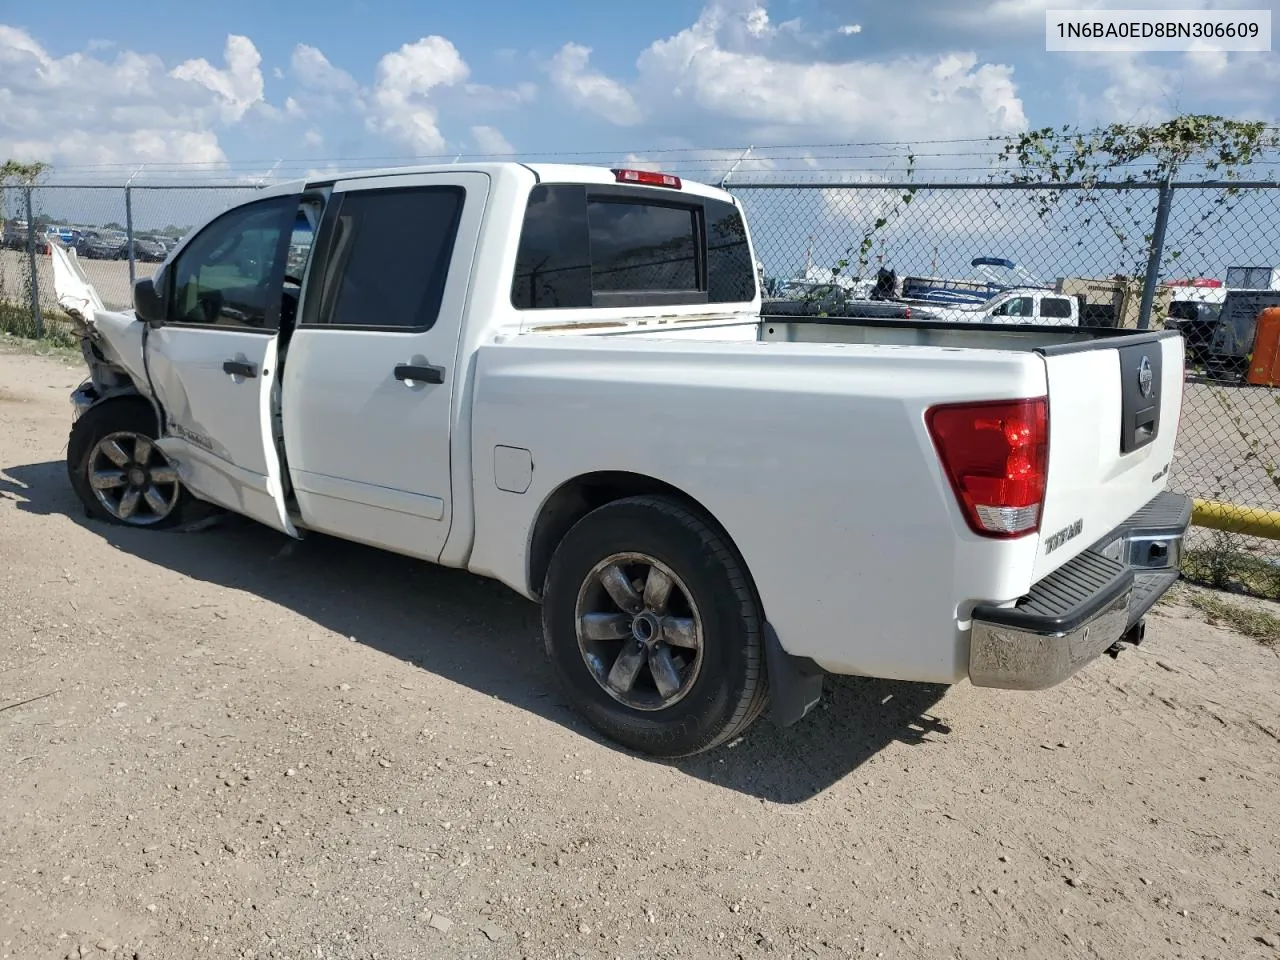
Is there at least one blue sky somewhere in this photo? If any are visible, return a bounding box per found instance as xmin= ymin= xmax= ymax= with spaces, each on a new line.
xmin=2 ymin=0 xmax=1279 ymax=185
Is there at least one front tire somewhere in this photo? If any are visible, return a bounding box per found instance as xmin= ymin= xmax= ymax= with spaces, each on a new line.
xmin=67 ymin=398 xmax=196 ymax=529
xmin=542 ymin=495 xmax=769 ymax=758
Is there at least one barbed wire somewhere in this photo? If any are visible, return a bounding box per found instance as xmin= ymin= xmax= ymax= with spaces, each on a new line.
xmin=38 ymin=132 xmax=1280 ymax=181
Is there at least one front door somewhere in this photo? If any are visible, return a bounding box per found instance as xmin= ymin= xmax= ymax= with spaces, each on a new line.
xmin=144 ymin=190 xmax=306 ymax=535
xmin=280 ymin=171 xmax=490 ymax=561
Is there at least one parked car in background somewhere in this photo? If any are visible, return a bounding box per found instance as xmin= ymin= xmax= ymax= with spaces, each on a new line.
xmin=127 ymin=237 xmax=170 ymax=262
xmin=42 ymin=224 xmax=84 ymax=248
xmin=77 ymin=231 xmax=128 ymax=259
xmin=3 ymin=218 xmax=52 ymax=253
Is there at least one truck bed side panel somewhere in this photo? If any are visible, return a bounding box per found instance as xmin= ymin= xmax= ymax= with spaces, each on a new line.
xmin=466 ymin=337 xmax=1048 ymax=684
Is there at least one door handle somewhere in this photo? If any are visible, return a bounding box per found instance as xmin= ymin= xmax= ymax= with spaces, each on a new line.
xmin=223 ymin=360 xmax=258 ymax=378
xmin=394 ymin=363 xmax=445 ymax=385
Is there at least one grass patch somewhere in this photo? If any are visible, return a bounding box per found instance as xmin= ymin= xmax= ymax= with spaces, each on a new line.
xmin=0 ymin=332 xmax=83 ymax=363
xmin=0 ymin=299 xmax=80 ymax=353
xmin=1182 ymin=542 xmax=1280 ymax=601
xmin=1186 ymin=591 xmax=1280 ymax=647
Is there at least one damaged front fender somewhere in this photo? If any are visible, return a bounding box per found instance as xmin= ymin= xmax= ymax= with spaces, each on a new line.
xmin=51 ymin=244 xmax=155 ymax=418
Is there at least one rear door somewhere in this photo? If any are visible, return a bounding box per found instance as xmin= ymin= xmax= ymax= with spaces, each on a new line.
xmin=144 ymin=189 xmax=309 ymax=535
xmin=280 ymin=171 xmax=489 ymax=561
xmin=1031 ymin=331 xmax=1185 ymax=580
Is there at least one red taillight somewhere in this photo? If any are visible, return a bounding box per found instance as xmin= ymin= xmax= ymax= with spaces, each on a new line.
xmin=612 ymin=168 xmax=682 ymax=189
xmin=926 ymin=397 xmax=1049 ymax=538
xmin=904 ymin=306 xmax=911 ymax=319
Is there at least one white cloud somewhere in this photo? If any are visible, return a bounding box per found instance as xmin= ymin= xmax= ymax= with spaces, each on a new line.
xmin=1080 ymin=49 xmax=1280 ymax=124
xmin=548 ymin=42 xmax=643 ymax=126
xmin=0 ymin=25 xmax=251 ymax=171
xmin=286 ymin=42 xmax=365 ymax=121
xmin=462 ymin=80 xmax=537 ymax=110
xmin=366 ymin=36 xmax=470 ymax=154
xmin=291 ymin=43 xmax=360 ymax=95
xmin=615 ymin=3 xmax=1026 ymax=143
xmin=745 ymin=7 xmax=771 ymax=37
xmin=170 ymin=34 xmax=267 ymax=123
xmin=303 ymin=129 xmax=324 ymax=149
xmin=285 ymin=38 xmax=530 ymax=155
xmin=838 ymin=24 xmax=862 ymax=35
xmin=471 ymin=125 xmax=514 ymax=155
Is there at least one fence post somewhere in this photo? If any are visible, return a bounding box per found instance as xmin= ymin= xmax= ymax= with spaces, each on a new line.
xmin=1138 ymin=177 xmax=1174 ymax=331
xmin=125 ymin=184 xmax=136 ymax=289
xmin=23 ymin=184 xmax=42 ymax=339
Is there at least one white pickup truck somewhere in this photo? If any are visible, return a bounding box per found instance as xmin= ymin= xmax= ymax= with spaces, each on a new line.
xmin=53 ymin=162 xmax=1190 ymax=758
xmin=923 ymin=288 xmax=1082 ymax=326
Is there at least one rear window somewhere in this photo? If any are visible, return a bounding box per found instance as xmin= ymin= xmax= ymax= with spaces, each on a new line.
xmin=586 ymin=200 xmax=697 ymax=293
xmin=511 ymin=184 xmax=755 ymax=310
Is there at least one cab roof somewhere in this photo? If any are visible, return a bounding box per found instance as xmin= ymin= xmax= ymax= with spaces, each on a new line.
xmin=274 ymin=160 xmax=733 ymax=204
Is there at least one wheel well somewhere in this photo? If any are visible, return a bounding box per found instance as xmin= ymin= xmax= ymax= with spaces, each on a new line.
xmin=527 ymin=471 xmax=751 ymax=601
xmin=83 ymin=390 xmax=158 ymax=430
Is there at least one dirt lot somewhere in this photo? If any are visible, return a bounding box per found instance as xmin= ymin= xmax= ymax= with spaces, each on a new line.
xmin=1 ymin=346 xmax=1279 ymax=960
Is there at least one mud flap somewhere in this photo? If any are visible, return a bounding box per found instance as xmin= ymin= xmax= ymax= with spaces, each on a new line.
xmin=764 ymin=621 xmax=825 ymax=727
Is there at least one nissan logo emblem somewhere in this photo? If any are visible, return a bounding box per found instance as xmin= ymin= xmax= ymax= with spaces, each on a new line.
xmin=1138 ymin=356 xmax=1154 ymax=399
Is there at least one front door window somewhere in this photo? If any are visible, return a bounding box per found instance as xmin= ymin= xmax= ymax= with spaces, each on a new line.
xmin=167 ymin=196 xmax=298 ymax=329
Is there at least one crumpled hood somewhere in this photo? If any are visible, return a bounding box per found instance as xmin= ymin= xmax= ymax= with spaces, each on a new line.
xmin=50 ymin=243 xmax=152 ymax=396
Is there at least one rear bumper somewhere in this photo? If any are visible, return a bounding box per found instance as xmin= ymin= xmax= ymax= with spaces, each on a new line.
xmin=968 ymin=491 xmax=1191 ymax=690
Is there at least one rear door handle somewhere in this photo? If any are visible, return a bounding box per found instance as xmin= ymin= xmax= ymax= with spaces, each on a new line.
xmin=223 ymin=360 xmax=257 ymax=378
xmin=394 ymin=363 xmax=445 ymax=385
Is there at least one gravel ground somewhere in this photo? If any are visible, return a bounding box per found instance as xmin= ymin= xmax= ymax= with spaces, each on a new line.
xmin=2 ymin=346 xmax=1280 ymax=960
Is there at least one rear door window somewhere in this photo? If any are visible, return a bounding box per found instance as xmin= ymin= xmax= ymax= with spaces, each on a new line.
xmin=308 ymin=185 xmax=464 ymax=331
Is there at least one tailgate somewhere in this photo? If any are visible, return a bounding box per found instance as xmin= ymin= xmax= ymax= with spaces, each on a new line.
xmin=1031 ymin=330 xmax=1185 ymax=581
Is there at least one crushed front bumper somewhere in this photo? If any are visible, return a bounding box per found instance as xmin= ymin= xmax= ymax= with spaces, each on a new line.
xmin=969 ymin=491 xmax=1192 ymax=690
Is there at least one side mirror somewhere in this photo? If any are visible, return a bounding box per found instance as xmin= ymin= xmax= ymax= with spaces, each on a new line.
xmin=134 ymin=276 xmax=165 ymax=328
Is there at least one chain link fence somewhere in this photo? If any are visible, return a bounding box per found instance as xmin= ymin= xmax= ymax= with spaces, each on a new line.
xmin=0 ymin=176 xmax=1276 ymax=597
xmin=0 ymin=183 xmax=264 ymax=339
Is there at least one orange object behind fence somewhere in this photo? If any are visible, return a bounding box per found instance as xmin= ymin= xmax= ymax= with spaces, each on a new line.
xmin=1247 ymin=307 xmax=1280 ymax=387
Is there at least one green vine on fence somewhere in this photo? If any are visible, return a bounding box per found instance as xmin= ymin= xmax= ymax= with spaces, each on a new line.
xmin=0 ymin=159 xmax=50 ymax=186
xmin=807 ymin=152 xmax=918 ymax=309
xmin=991 ymin=115 xmax=1280 ymax=278
xmin=993 ymin=117 xmax=1280 ymax=521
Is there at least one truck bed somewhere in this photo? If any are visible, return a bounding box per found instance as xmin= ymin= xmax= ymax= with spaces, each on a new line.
xmin=756 ymin=315 xmax=1158 ymax=352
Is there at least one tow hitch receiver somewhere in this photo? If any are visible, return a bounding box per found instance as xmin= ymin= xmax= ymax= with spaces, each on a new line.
xmin=1105 ymin=618 xmax=1147 ymax=659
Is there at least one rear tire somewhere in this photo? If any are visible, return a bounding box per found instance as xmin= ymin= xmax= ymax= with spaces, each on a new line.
xmin=541 ymin=495 xmax=769 ymax=758
xmin=67 ymin=398 xmax=200 ymax=529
